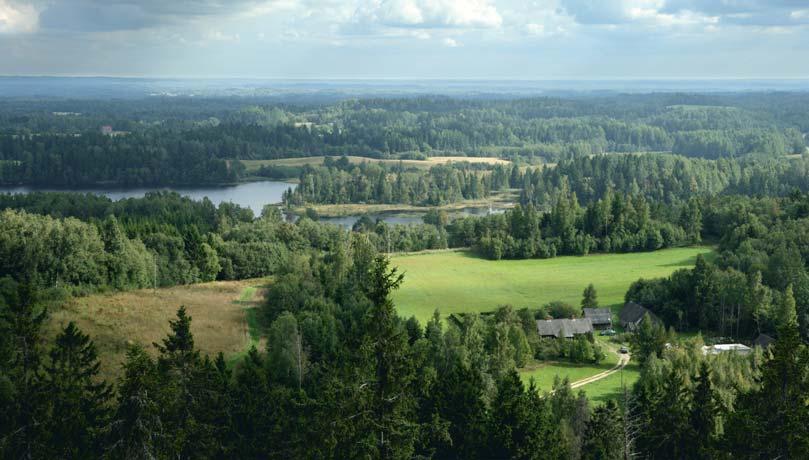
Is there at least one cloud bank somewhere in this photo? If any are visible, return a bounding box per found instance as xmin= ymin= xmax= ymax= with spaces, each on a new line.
xmin=0 ymin=0 xmax=807 ymax=78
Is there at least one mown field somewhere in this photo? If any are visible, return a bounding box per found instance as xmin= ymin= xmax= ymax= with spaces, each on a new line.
xmin=519 ymin=339 xmax=641 ymax=402
xmin=45 ymin=278 xmax=269 ymax=379
xmin=391 ymin=247 xmax=713 ymax=324
xmin=242 ymin=155 xmax=510 ymax=172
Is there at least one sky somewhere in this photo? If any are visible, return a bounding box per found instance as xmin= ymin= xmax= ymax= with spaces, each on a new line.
xmin=1 ymin=0 xmax=808 ymax=79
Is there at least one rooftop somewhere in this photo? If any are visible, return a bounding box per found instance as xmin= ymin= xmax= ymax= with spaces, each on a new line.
xmin=536 ymin=318 xmax=593 ymax=339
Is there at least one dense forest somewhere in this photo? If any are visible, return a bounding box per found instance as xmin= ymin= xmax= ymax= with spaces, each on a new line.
xmin=0 ymin=93 xmax=806 ymax=186
xmin=283 ymin=159 xmax=502 ymax=206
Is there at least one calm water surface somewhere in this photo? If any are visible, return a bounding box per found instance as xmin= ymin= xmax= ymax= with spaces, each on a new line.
xmin=0 ymin=181 xmax=294 ymax=213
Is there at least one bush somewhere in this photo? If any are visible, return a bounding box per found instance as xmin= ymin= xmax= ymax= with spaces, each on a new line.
xmin=546 ymin=301 xmax=579 ymax=319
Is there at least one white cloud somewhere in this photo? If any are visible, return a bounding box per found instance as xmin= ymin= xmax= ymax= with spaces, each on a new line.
xmin=525 ymin=23 xmax=545 ymax=35
xmin=442 ymin=37 xmax=459 ymax=46
xmin=791 ymin=10 xmax=809 ymax=20
xmin=559 ymin=0 xmax=717 ymax=28
xmin=0 ymin=0 xmax=39 ymax=34
xmin=353 ymin=0 xmax=502 ymax=30
xmin=206 ymin=30 xmax=241 ymax=42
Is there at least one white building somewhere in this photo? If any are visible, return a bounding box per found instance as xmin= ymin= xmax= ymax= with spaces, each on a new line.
xmin=701 ymin=344 xmax=752 ymax=356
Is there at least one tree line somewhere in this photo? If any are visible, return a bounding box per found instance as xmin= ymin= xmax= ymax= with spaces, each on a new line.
xmin=282 ymin=159 xmax=504 ymax=207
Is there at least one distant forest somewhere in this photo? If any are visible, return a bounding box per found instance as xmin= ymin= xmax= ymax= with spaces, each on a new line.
xmin=0 ymin=93 xmax=807 ymax=186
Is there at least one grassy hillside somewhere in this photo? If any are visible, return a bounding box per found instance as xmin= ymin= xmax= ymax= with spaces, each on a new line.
xmin=45 ymin=278 xmax=269 ymax=379
xmin=391 ymin=247 xmax=713 ymax=324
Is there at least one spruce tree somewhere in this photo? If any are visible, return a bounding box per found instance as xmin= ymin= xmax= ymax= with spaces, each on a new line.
xmin=42 ymin=322 xmax=112 ymax=459
xmin=0 ymin=283 xmax=48 ymax=459
xmin=725 ymin=285 xmax=809 ymax=458
xmin=690 ymin=361 xmax=720 ymax=460
xmin=107 ymin=346 xmax=163 ymax=460
xmin=581 ymin=284 xmax=599 ymax=310
xmin=363 ymin=255 xmax=417 ymax=460
xmin=582 ymin=400 xmax=622 ymax=460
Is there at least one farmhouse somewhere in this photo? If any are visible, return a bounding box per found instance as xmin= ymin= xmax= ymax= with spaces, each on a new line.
xmin=619 ymin=301 xmax=661 ymax=331
xmin=583 ymin=308 xmax=612 ymax=329
xmin=536 ymin=318 xmax=593 ymax=339
xmin=701 ymin=344 xmax=752 ymax=356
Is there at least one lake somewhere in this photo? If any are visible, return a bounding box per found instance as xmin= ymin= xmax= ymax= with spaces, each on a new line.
xmin=0 ymin=181 xmax=511 ymax=226
xmin=0 ymin=181 xmax=294 ymax=213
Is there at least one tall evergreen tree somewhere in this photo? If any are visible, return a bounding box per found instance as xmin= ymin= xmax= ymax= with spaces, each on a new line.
xmin=725 ymin=285 xmax=809 ymax=458
xmin=363 ymin=255 xmax=417 ymax=459
xmin=689 ymin=361 xmax=720 ymax=460
xmin=582 ymin=399 xmax=623 ymax=460
xmin=581 ymin=283 xmax=599 ymax=310
xmin=0 ymin=283 xmax=48 ymax=459
xmin=107 ymin=346 xmax=164 ymax=460
xmin=42 ymin=322 xmax=112 ymax=459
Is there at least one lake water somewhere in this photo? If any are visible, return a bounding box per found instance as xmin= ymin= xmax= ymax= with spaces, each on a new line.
xmin=0 ymin=181 xmax=511 ymax=226
xmin=0 ymin=181 xmax=294 ymax=213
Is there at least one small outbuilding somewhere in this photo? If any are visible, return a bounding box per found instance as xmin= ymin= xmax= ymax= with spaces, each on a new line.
xmin=619 ymin=301 xmax=661 ymax=332
xmin=754 ymin=333 xmax=775 ymax=350
xmin=583 ymin=308 xmax=613 ymax=329
xmin=701 ymin=344 xmax=752 ymax=356
xmin=536 ymin=318 xmax=593 ymax=339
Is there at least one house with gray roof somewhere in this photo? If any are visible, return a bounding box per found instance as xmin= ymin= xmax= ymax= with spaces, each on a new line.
xmin=583 ymin=308 xmax=612 ymax=329
xmin=536 ymin=318 xmax=593 ymax=339
xmin=619 ymin=302 xmax=661 ymax=331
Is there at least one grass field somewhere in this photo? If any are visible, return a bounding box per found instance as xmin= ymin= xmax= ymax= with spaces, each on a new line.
xmin=519 ymin=337 xmax=640 ymax=403
xmin=520 ymin=347 xmax=619 ymax=390
xmin=296 ymin=190 xmax=518 ymax=217
xmin=45 ymin=278 xmax=270 ymax=379
xmin=242 ymin=155 xmax=510 ymax=172
xmin=581 ymin=363 xmax=640 ymax=404
xmin=391 ymin=247 xmax=713 ymax=324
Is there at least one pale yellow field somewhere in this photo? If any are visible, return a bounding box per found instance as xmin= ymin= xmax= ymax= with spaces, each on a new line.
xmin=242 ymin=155 xmax=510 ymax=172
xmin=45 ymin=279 xmax=269 ymax=379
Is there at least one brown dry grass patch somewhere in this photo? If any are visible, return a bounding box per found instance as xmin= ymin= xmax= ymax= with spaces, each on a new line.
xmin=45 ymin=279 xmax=269 ymax=380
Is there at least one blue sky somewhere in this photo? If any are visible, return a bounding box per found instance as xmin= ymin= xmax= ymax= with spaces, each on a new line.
xmin=1 ymin=0 xmax=808 ymax=78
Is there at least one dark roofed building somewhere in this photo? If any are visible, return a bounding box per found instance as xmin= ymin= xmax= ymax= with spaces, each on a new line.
xmin=754 ymin=333 xmax=775 ymax=349
xmin=536 ymin=318 xmax=593 ymax=339
xmin=583 ymin=308 xmax=612 ymax=329
xmin=619 ymin=302 xmax=660 ymax=331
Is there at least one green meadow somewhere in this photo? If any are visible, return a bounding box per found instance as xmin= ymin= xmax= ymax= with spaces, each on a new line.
xmin=392 ymin=247 xmax=713 ymax=324
xmin=391 ymin=247 xmax=709 ymax=399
